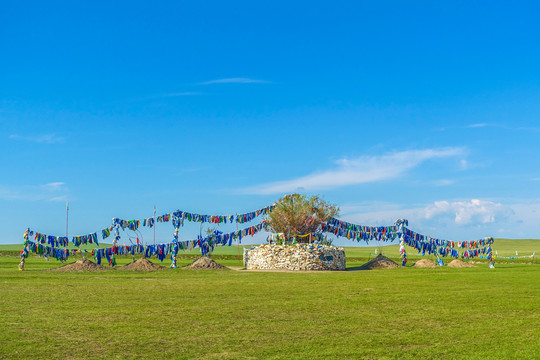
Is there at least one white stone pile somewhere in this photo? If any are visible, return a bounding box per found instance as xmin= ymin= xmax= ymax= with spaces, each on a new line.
xmin=243 ymin=244 xmax=346 ymax=271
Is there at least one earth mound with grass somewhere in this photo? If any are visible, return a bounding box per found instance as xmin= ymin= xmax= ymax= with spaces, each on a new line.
xmin=185 ymin=256 xmax=228 ymax=270
xmin=51 ymin=258 xmax=109 ymax=272
xmin=358 ymin=254 xmax=399 ymax=270
xmin=447 ymin=259 xmax=475 ymax=268
xmin=412 ymin=259 xmax=437 ymax=268
xmin=118 ymin=258 xmax=165 ymax=271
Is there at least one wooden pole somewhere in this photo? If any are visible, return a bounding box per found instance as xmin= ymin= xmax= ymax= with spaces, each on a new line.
xmin=66 ymin=201 xmax=69 ymax=238
xmin=236 ymin=214 xmax=240 ymax=260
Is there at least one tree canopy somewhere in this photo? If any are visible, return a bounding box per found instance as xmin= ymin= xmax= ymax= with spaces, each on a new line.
xmin=266 ymin=194 xmax=339 ymax=243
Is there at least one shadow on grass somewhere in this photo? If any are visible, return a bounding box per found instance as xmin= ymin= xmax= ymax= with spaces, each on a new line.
xmin=346 ymin=266 xmax=368 ymax=271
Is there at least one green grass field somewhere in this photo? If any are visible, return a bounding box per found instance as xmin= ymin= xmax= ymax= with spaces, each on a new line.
xmin=1 ymin=240 xmax=539 ymax=359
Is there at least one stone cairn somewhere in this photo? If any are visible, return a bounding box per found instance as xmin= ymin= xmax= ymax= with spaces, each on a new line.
xmin=244 ymin=244 xmax=346 ymax=271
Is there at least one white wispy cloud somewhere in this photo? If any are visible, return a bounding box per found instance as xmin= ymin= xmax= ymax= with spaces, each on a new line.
xmin=243 ymin=148 xmax=465 ymax=195
xmin=147 ymin=92 xmax=202 ymax=99
xmin=424 ymin=199 xmax=512 ymax=226
xmin=338 ymin=198 xmax=525 ymax=241
xmin=158 ymin=92 xmax=202 ymax=97
xmin=173 ymin=167 xmax=207 ymax=176
xmin=0 ymin=182 xmax=68 ymax=202
xmin=199 ymin=78 xmax=269 ymax=85
xmin=467 ymin=123 xmax=488 ymax=128
xmin=340 ymin=204 xmax=424 ymax=228
xmin=9 ymin=134 xmax=64 ymax=144
xmin=118 ymin=92 xmax=203 ymax=103
xmin=433 ymin=179 xmax=456 ymax=186
xmin=466 ymin=123 xmax=540 ymax=132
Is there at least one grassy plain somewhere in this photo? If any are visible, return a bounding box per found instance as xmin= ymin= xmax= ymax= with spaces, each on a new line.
xmin=0 ymin=240 xmax=539 ymax=359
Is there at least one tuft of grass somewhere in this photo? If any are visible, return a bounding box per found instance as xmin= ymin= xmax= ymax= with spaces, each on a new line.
xmin=0 ymin=254 xmax=539 ymax=359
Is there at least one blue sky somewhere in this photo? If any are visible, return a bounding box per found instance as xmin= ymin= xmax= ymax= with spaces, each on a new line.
xmin=1 ymin=1 xmax=540 ymax=245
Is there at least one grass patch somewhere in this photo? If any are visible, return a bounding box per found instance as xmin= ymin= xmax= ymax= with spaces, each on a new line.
xmin=0 ymin=250 xmax=539 ymax=359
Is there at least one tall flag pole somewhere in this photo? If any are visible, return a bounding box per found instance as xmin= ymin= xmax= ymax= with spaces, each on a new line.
xmin=153 ymin=205 xmax=156 ymax=246
xmin=237 ymin=213 xmax=240 ymax=260
xmin=66 ymin=201 xmax=69 ymax=238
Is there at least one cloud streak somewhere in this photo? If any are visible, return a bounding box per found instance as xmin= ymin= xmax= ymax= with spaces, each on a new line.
xmin=156 ymin=92 xmax=202 ymax=97
xmin=338 ymin=198 xmax=522 ymax=241
xmin=199 ymin=78 xmax=269 ymax=85
xmin=9 ymin=134 xmax=64 ymax=144
xmin=0 ymin=182 xmax=68 ymax=202
xmin=466 ymin=123 xmax=540 ymax=132
xmin=424 ymin=199 xmax=512 ymax=226
xmin=243 ymin=148 xmax=465 ymax=195
xmin=433 ymin=179 xmax=457 ymax=186
xmin=145 ymin=92 xmax=202 ymax=99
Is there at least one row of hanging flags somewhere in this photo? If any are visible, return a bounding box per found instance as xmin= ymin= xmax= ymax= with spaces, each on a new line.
xmin=20 ymin=222 xmax=266 ymax=268
xmin=24 ymin=204 xmax=276 ymax=248
xmin=322 ymin=218 xmax=401 ymax=242
xmin=320 ymin=217 xmax=495 ymax=267
xmin=400 ymin=226 xmax=494 ymax=266
xmin=114 ymin=205 xmax=276 ymax=232
xmin=19 ymin=202 xmax=495 ymax=269
xmin=18 ymin=204 xmax=274 ymax=270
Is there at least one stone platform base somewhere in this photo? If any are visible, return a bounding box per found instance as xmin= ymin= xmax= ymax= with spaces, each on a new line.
xmin=243 ymin=244 xmax=346 ymax=271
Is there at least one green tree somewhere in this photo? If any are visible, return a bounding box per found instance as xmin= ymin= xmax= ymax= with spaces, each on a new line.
xmin=266 ymin=194 xmax=339 ymax=243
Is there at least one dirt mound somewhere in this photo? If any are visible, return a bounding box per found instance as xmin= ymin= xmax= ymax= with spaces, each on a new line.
xmin=118 ymin=258 xmax=165 ymax=271
xmin=412 ymin=259 xmax=437 ymax=268
xmin=447 ymin=259 xmax=475 ymax=268
xmin=185 ymin=256 xmax=228 ymax=270
xmin=357 ymin=254 xmax=399 ymax=270
xmin=51 ymin=258 xmax=109 ymax=272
